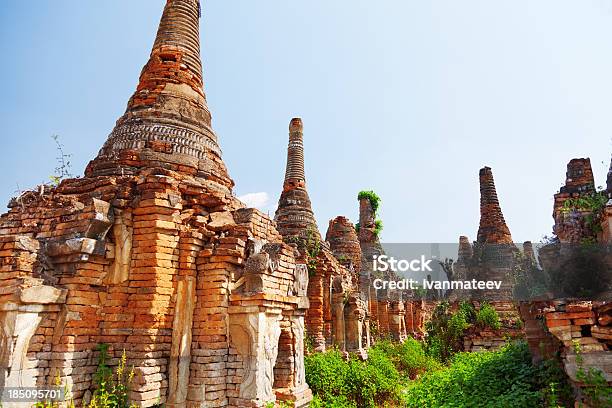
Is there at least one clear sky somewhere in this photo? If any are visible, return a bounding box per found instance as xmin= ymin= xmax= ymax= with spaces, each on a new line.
xmin=0 ymin=0 xmax=610 ymax=243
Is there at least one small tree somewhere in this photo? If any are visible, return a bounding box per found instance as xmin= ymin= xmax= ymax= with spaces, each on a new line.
xmin=49 ymin=135 xmax=73 ymax=186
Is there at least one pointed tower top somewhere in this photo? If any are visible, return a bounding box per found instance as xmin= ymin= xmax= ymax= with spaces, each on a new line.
xmin=283 ymin=117 xmax=306 ymax=190
xmin=86 ymin=0 xmax=233 ymax=191
xmin=275 ymin=118 xmax=320 ymax=242
xmin=477 ymin=167 xmax=513 ymax=244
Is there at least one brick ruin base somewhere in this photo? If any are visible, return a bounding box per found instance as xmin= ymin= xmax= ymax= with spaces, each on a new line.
xmin=0 ymin=170 xmax=311 ymax=408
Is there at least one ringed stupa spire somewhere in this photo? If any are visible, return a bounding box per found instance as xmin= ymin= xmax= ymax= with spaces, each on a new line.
xmin=477 ymin=167 xmax=513 ymax=244
xmin=275 ymin=118 xmax=320 ymax=241
xmin=86 ymin=0 xmax=233 ymax=190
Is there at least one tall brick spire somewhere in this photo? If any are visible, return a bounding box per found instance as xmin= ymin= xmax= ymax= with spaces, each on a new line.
xmin=283 ymin=118 xmax=307 ymax=190
xmin=275 ymin=118 xmax=320 ymax=241
xmin=86 ymin=0 xmax=233 ymax=190
xmin=477 ymin=167 xmax=513 ymax=244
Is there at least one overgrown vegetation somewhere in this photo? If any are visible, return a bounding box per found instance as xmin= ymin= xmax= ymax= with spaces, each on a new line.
xmin=305 ymin=340 xmax=573 ymax=407
xmin=573 ymin=340 xmax=612 ymax=407
xmin=424 ymin=302 xmax=470 ymax=363
xmin=476 ymin=302 xmax=501 ymax=330
xmin=287 ymin=226 xmax=321 ymax=276
xmin=88 ymin=344 xmax=136 ymax=408
xmin=374 ymin=338 xmax=441 ymax=379
xmin=357 ymin=190 xmax=381 ymax=213
xmin=34 ymin=372 xmax=75 ymax=408
xmin=561 ymin=190 xmax=607 ymax=243
xmin=306 ymin=340 xmax=437 ymax=407
xmin=424 ymin=301 xmax=501 ymax=363
xmin=403 ymin=341 xmax=573 ymax=407
xmin=303 ymin=227 xmax=321 ymax=276
xmin=356 ymin=190 xmax=384 ymax=237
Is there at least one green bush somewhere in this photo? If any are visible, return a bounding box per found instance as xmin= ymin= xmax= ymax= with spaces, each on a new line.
xmin=374 ymin=339 xmax=440 ymax=379
xmin=347 ymin=348 xmax=399 ymax=406
xmin=402 ymin=341 xmax=569 ymax=408
xmin=373 ymin=219 xmax=384 ymax=237
xmin=357 ymin=190 xmax=382 ymax=213
xmin=88 ymin=345 xmax=136 ymax=408
xmin=305 ymin=347 xmax=402 ymax=407
xmin=310 ymin=395 xmax=356 ymax=408
xmin=424 ymin=302 xmax=470 ymax=362
xmin=305 ymin=350 xmax=350 ymax=402
xmin=476 ymin=302 xmax=501 ymax=330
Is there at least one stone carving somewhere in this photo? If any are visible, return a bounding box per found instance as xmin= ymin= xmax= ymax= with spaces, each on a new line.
xmin=294 ymin=264 xmax=309 ymax=297
xmin=167 ymin=278 xmax=196 ymax=406
xmin=243 ymin=252 xmax=272 ymax=294
xmin=107 ymin=209 xmax=132 ymax=284
xmin=229 ymin=318 xmax=256 ymax=398
xmin=263 ymin=318 xmax=282 ymax=400
xmin=292 ymin=316 xmax=306 ymax=389
xmin=229 ymin=313 xmax=282 ymax=402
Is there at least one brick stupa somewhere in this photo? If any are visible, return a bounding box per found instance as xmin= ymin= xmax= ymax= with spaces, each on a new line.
xmin=274 ymin=118 xmax=320 ymax=242
xmin=274 ymin=119 xmax=367 ymax=354
xmin=86 ymin=0 xmax=232 ymax=191
xmin=326 ymin=216 xmax=362 ymax=275
xmin=477 ymin=167 xmax=513 ymax=244
xmin=0 ymin=2 xmax=312 ymax=407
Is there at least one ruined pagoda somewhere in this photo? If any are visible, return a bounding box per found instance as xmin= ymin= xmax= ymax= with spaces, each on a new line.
xmin=86 ymin=0 xmax=233 ymax=191
xmin=0 ymin=2 xmax=312 ymax=407
xmin=553 ymin=158 xmax=598 ymax=242
xmin=274 ymin=118 xmax=320 ymax=242
xmin=472 ymin=166 xmax=517 ymax=300
xmin=273 ymin=119 xmax=367 ymax=354
xmin=477 ymin=167 xmax=513 ymax=244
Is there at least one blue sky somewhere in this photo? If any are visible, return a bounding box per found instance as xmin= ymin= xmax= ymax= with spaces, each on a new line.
xmin=0 ymin=0 xmax=610 ymax=243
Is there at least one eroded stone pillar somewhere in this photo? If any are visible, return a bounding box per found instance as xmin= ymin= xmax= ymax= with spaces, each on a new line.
xmin=229 ymin=309 xmax=283 ymax=406
xmin=389 ymin=300 xmax=406 ymax=342
xmin=167 ymin=277 xmax=196 ymax=408
xmin=331 ymin=293 xmax=346 ymax=351
xmin=345 ymin=298 xmax=364 ymax=353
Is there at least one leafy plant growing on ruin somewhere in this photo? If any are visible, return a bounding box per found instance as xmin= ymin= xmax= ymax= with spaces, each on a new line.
xmin=424 ymin=302 xmax=470 ymax=362
xmin=475 ymin=302 xmax=501 ymax=330
xmin=89 ymin=345 xmax=136 ymax=408
xmin=561 ymin=190 xmax=608 ymax=243
xmin=357 ymin=190 xmax=384 ymax=238
xmin=34 ymin=371 xmax=75 ymax=408
xmin=304 ymin=227 xmax=321 ymax=276
xmin=374 ymin=219 xmax=384 ymax=237
xmin=49 ymin=135 xmax=74 ymax=186
xmin=424 ymin=301 xmax=505 ymax=362
xmin=358 ymin=190 xmax=381 ymax=213
xmin=285 ymin=227 xmax=321 ymax=276
xmin=572 ymin=340 xmax=612 ymax=407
